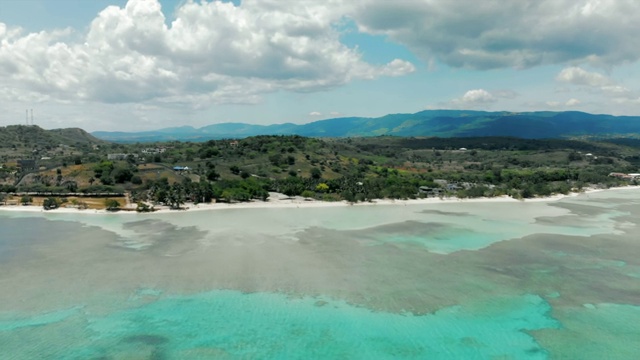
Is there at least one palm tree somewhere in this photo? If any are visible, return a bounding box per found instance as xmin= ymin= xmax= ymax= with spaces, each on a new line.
xmin=166 ymin=183 xmax=186 ymax=209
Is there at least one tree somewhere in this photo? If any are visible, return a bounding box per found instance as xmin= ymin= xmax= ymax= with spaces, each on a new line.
xmin=521 ymin=186 xmax=534 ymax=199
xmin=155 ymin=189 xmax=168 ymax=204
xmin=206 ymin=169 xmax=220 ymax=181
xmin=194 ymin=181 xmax=215 ymax=203
xmin=94 ymin=161 xmax=114 ymax=179
xmin=112 ymin=167 xmax=134 ymax=183
xmin=43 ymin=197 xmax=60 ymax=210
xmin=126 ymin=154 xmax=137 ymax=164
xmin=166 ymin=183 xmax=186 ymax=209
xmin=301 ymin=190 xmax=315 ymax=198
xmin=199 ymin=147 xmax=219 ymax=158
xmin=460 ymin=185 xmax=488 ymax=198
xmin=221 ymin=188 xmax=251 ymax=202
xmin=269 ymin=154 xmax=283 ymax=166
xmin=136 ymin=202 xmax=154 ymax=212
xmin=568 ymin=152 xmax=582 ymax=162
xmin=104 ymin=198 xmax=120 ymax=211
xmin=184 ymin=149 xmax=195 ymax=161
xmin=100 ymin=176 xmax=114 ymax=185
xmin=310 ymin=167 xmax=322 ymax=179
xmin=315 ymin=183 xmax=329 ymax=192
xmin=66 ymin=181 xmax=78 ymax=192
xmin=341 ymin=190 xmax=356 ymax=203
xmin=21 ymin=196 xmax=33 ymax=205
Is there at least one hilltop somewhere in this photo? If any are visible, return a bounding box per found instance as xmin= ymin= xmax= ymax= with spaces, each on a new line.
xmin=0 ymin=125 xmax=106 ymax=149
xmin=91 ymin=110 xmax=640 ymax=142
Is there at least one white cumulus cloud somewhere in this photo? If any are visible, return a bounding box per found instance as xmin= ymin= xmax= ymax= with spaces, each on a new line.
xmin=556 ymin=67 xmax=613 ymax=87
xmin=565 ymin=98 xmax=581 ymax=106
xmin=0 ymin=0 xmax=414 ymax=108
xmin=442 ymin=89 xmax=499 ymax=109
xmin=555 ymin=66 xmax=637 ymax=104
xmin=460 ymin=89 xmax=496 ymax=104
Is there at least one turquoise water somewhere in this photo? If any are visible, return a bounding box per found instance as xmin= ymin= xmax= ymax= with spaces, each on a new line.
xmin=1 ymin=189 xmax=639 ymax=359
xmin=2 ymin=291 xmax=558 ymax=359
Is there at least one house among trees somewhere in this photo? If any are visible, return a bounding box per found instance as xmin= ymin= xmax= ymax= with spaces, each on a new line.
xmin=434 ymin=179 xmax=448 ymax=187
xmin=107 ymin=153 xmax=128 ymax=160
xmin=142 ymin=147 xmax=166 ymax=154
xmin=609 ymin=172 xmax=640 ymax=180
xmin=419 ymin=186 xmax=444 ymax=197
xmin=107 ymin=153 xmax=138 ymax=160
xmin=447 ymin=183 xmax=462 ymax=191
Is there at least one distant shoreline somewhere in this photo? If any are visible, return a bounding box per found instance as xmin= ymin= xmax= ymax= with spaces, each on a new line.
xmin=1 ymin=186 xmax=638 ymax=216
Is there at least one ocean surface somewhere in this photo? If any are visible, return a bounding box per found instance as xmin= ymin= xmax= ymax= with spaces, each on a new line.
xmin=1 ymin=189 xmax=639 ymax=359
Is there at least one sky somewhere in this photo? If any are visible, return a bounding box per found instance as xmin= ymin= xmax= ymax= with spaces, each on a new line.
xmin=1 ymin=0 xmax=640 ymax=132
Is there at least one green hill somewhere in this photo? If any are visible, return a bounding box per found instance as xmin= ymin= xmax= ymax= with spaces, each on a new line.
xmin=1 ymin=125 xmax=106 ymax=149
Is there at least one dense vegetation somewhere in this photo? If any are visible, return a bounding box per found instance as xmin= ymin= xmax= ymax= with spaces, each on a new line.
xmin=2 ymin=125 xmax=639 ymax=210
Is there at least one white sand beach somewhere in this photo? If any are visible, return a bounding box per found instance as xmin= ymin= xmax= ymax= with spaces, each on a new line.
xmin=1 ymin=186 xmax=638 ymax=215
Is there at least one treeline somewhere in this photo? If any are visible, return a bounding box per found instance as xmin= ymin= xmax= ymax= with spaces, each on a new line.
xmin=3 ymin=134 xmax=639 ymax=209
xmin=351 ymin=136 xmax=617 ymax=153
xmin=124 ymin=161 xmax=632 ymax=209
xmin=130 ymin=173 xmax=427 ymax=207
xmin=132 ymin=177 xmax=271 ymax=208
xmin=0 ymin=184 xmax=124 ymax=195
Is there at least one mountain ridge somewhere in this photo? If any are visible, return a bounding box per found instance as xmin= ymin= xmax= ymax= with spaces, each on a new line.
xmin=91 ymin=110 xmax=640 ymax=142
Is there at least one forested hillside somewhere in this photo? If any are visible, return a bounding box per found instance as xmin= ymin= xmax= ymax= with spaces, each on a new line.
xmin=92 ymin=111 xmax=640 ymax=142
xmin=0 ymin=125 xmax=105 ymax=149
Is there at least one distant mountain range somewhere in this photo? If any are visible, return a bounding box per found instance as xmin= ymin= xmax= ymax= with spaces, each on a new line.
xmin=91 ymin=110 xmax=640 ymax=142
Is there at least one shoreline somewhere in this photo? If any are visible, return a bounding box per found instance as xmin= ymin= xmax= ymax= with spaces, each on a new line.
xmin=1 ymin=185 xmax=638 ymax=216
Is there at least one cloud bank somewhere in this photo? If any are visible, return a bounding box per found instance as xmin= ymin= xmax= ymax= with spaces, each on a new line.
xmin=1 ymin=0 xmax=640 ymax=129
xmin=351 ymin=0 xmax=640 ymax=69
xmin=0 ymin=0 xmax=414 ymax=108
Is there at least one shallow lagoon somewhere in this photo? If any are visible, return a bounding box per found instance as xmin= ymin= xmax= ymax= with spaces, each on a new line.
xmin=1 ymin=190 xmax=639 ymax=359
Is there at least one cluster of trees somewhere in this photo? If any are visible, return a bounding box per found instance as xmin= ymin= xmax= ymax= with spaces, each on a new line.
xmin=93 ymin=161 xmax=140 ymax=185
xmin=43 ymin=197 xmax=60 ymax=210
xmin=360 ymin=136 xmax=615 ymax=153
xmin=137 ymin=177 xmax=271 ymax=208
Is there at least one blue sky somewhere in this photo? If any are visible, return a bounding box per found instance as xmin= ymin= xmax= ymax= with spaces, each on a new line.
xmin=1 ymin=0 xmax=639 ymax=131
